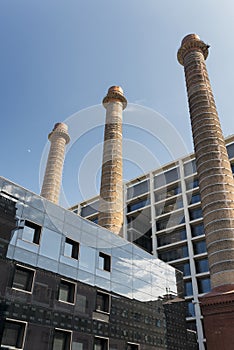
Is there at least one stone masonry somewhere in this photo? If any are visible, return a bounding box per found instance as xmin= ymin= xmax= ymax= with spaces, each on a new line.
xmin=178 ymin=34 xmax=234 ymax=290
xmin=178 ymin=34 xmax=234 ymax=349
xmin=40 ymin=122 xmax=70 ymax=204
xmin=98 ymin=86 xmax=127 ymax=234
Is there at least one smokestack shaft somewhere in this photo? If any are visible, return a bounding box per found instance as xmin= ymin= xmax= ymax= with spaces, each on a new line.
xmin=178 ymin=34 xmax=234 ymax=289
xmin=98 ymin=86 xmax=127 ymax=234
xmin=41 ymin=123 xmax=70 ymax=204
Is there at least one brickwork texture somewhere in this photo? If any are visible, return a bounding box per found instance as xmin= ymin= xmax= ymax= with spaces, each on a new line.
xmin=98 ymin=86 xmax=127 ymax=234
xmin=41 ymin=122 xmax=70 ymax=204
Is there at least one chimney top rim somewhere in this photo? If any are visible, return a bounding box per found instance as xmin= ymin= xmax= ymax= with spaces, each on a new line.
xmin=107 ymin=86 xmax=124 ymax=96
xmin=181 ymin=33 xmax=201 ymax=45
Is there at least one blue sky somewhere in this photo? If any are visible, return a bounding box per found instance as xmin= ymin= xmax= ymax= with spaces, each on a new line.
xmin=1 ymin=0 xmax=234 ymax=207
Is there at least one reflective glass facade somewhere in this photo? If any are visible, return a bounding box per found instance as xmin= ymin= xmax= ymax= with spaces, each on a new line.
xmin=0 ymin=177 xmax=198 ymax=350
xmin=0 ymin=179 xmax=178 ymax=303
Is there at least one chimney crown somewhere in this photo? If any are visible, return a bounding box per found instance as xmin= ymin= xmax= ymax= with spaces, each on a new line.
xmin=103 ymin=85 xmax=127 ymax=110
xmin=177 ymin=33 xmax=209 ymax=66
xmin=48 ymin=122 xmax=70 ymax=144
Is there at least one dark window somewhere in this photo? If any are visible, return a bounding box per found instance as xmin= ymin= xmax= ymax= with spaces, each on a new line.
xmin=94 ymin=337 xmax=108 ymax=350
xmin=90 ymin=217 xmax=98 ymax=224
xmin=171 ymin=185 xmax=182 ymax=195
xmin=156 ymin=220 xmax=167 ymax=231
xmin=157 ymin=229 xmax=187 ymax=246
xmin=81 ymin=201 xmax=99 ymax=217
xmin=96 ymin=291 xmax=110 ymax=313
xmin=227 ymin=143 xmax=234 ymax=159
xmin=127 ymin=227 xmax=152 ymax=253
xmin=127 ymin=343 xmax=139 ymax=350
xmin=76 ymin=294 xmax=87 ymax=313
xmin=188 ymin=193 xmax=201 ymax=205
xmin=99 ymin=252 xmax=111 ymax=272
xmin=189 ymin=207 xmax=203 ymax=220
xmin=127 ymin=198 xmax=150 ymax=212
xmin=22 ymin=220 xmax=41 ymax=244
xmin=72 ymin=340 xmax=87 ymax=350
xmin=184 ymin=281 xmax=193 ymax=296
xmin=52 ymin=329 xmax=71 ymax=350
xmin=12 ymin=265 xmax=34 ymax=292
xmin=155 ymin=185 xmax=182 ymax=202
xmin=195 ymin=258 xmax=209 ymax=273
xmin=191 ymin=223 xmax=204 ymax=237
xmin=186 ymin=178 xmax=199 ymax=190
xmin=193 ymin=240 xmax=207 ymax=255
xmin=187 ymin=302 xmax=195 ymax=317
xmin=198 ymin=277 xmax=211 ymax=294
xmin=156 ymin=197 xmax=183 ymax=216
xmin=64 ymin=238 xmax=79 ymax=259
xmin=154 ymin=168 xmax=180 ymax=188
xmin=187 ymin=320 xmax=197 ymax=331
xmin=1 ymin=320 xmax=26 ymax=348
xmin=231 ymin=163 xmax=234 ymax=174
xmin=184 ymin=159 xmax=197 ymax=176
xmin=174 ymin=262 xmax=191 ymax=277
xmin=156 ymin=215 xmax=185 ymax=231
xmin=58 ymin=280 xmax=76 ymax=304
xmin=127 ymin=180 xmax=149 ymax=200
xmin=158 ymin=245 xmax=188 ymax=262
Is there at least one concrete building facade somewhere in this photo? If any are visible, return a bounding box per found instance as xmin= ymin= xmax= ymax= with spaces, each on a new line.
xmin=71 ymin=34 xmax=234 ymax=349
xmin=70 ymin=135 xmax=234 ymax=349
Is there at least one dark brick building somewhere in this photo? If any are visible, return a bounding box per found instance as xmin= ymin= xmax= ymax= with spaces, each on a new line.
xmin=0 ymin=177 xmax=197 ymax=350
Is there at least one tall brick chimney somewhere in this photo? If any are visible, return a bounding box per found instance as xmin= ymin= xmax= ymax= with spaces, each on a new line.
xmin=41 ymin=122 xmax=70 ymax=204
xmin=178 ymin=34 xmax=234 ymax=349
xmin=98 ymin=86 xmax=127 ymax=235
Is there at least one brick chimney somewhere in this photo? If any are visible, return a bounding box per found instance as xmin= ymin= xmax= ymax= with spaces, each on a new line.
xmin=41 ymin=123 xmax=70 ymax=204
xmin=98 ymin=86 xmax=127 ymax=234
xmin=178 ymin=34 xmax=234 ymax=349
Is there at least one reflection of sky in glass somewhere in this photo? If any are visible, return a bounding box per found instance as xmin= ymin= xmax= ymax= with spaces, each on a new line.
xmin=98 ymin=255 xmax=105 ymax=270
xmin=64 ymin=241 xmax=72 ymax=257
xmin=39 ymin=228 xmax=61 ymax=260
xmin=22 ymin=226 xmax=34 ymax=242
xmin=3 ymin=178 xmax=179 ymax=302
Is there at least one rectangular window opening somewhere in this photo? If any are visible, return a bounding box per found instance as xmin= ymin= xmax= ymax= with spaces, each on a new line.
xmin=96 ymin=291 xmax=110 ymax=313
xmin=12 ymin=265 xmax=34 ymax=292
xmin=1 ymin=319 xmax=27 ymax=349
xmin=198 ymin=277 xmax=211 ymax=294
xmin=99 ymin=252 xmax=111 ymax=272
xmin=58 ymin=279 xmax=76 ymax=304
xmin=191 ymin=223 xmax=204 ymax=237
xmin=65 ymin=237 xmax=79 ymax=260
xmin=127 ymin=180 xmax=149 ymax=200
xmin=52 ymin=329 xmax=71 ymax=350
xmin=187 ymin=302 xmax=195 ymax=317
xmin=193 ymin=240 xmax=207 ymax=255
xmin=94 ymin=337 xmax=108 ymax=350
xmin=22 ymin=220 xmax=41 ymax=244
